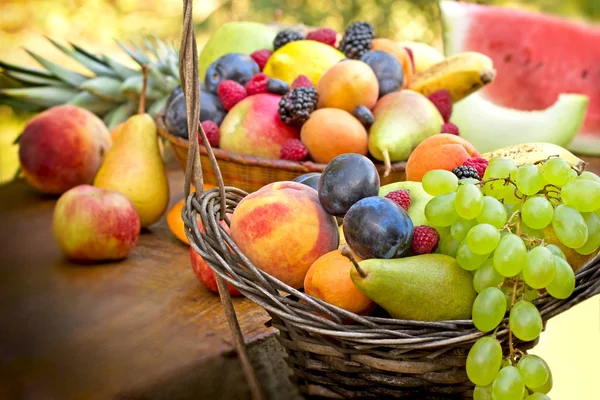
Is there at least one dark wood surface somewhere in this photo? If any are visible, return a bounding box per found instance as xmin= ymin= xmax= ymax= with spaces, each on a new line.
xmin=0 ymin=154 xmax=598 ymax=400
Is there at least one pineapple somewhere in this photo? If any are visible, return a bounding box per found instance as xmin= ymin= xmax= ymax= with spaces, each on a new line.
xmin=0 ymin=36 xmax=180 ymax=130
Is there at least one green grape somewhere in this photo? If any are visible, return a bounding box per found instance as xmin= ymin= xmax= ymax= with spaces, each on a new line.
xmin=509 ymin=300 xmax=543 ymax=342
xmin=483 ymin=157 xmax=518 ymax=201
xmin=517 ymin=355 xmax=550 ymax=390
xmin=477 ymin=196 xmax=508 ymax=228
xmin=515 ymin=164 xmax=546 ymax=195
xmin=494 ymin=234 xmax=527 ymax=277
xmin=561 ymin=179 xmax=600 ymax=212
xmin=523 ymin=246 xmax=556 ymax=289
xmin=541 ymin=158 xmax=574 ymax=187
xmin=545 ymin=257 xmax=575 ymax=299
xmin=523 ymin=287 xmax=540 ymax=302
xmin=575 ymin=212 xmax=600 ymax=255
xmin=436 ymin=225 xmax=451 ymax=241
xmin=422 ymin=170 xmax=459 ymax=196
xmin=467 ymin=223 xmax=501 ymax=255
xmin=577 ymin=170 xmax=600 ymax=183
xmin=451 ymin=218 xmax=478 ymax=241
xmin=551 ymin=204 xmax=588 ymax=249
xmin=425 ymin=192 xmax=459 ymax=227
xmin=473 ymin=260 xmax=505 ymax=293
xmin=524 ymin=393 xmax=550 ymax=400
xmin=466 ymin=337 xmax=503 ymax=386
xmin=472 ymin=287 xmax=507 ymax=332
xmin=529 ymin=370 xmax=553 ymax=394
xmin=460 ymin=177 xmax=481 ymax=185
xmin=473 ymin=384 xmax=493 ymax=400
xmin=457 ymin=241 xmax=490 ymax=271
xmin=492 ymin=366 xmax=526 ymax=400
xmin=504 ymin=203 xmax=517 ymax=216
xmin=519 ymin=223 xmax=545 ymax=240
xmin=456 ymin=183 xmax=484 ymax=220
xmin=521 ymin=197 xmax=554 ymax=230
xmin=545 ymin=244 xmax=566 ymax=260
xmin=440 ymin=235 xmax=461 ymax=257
xmin=501 ymin=286 xmax=514 ymax=311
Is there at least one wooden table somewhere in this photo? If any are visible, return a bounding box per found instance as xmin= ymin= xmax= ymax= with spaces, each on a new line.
xmin=1 ymin=154 xmax=598 ymax=400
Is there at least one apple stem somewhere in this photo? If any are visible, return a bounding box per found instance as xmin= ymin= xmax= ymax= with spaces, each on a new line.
xmin=382 ymin=148 xmax=391 ymax=178
xmin=341 ymin=246 xmax=367 ymax=278
xmin=138 ymin=65 xmax=149 ymax=115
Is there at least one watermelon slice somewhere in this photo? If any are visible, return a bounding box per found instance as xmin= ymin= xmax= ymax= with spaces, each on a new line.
xmin=440 ymin=0 xmax=600 ymax=155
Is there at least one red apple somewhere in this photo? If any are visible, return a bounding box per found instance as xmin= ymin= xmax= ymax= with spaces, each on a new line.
xmin=52 ymin=185 xmax=140 ymax=262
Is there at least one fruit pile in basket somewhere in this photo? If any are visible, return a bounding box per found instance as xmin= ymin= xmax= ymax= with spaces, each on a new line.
xmin=162 ymin=20 xmax=497 ymax=175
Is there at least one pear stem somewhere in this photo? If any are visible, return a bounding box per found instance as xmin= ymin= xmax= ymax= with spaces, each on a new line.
xmin=138 ymin=64 xmax=149 ymax=115
xmin=382 ymin=148 xmax=391 ymax=178
xmin=341 ymin=246 xmax=367 ymax=278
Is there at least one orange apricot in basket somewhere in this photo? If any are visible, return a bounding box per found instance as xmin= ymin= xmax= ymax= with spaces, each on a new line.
xmin=304 ymin=249 xmax=375 ymax=316
xmin=371 ymin=38 xmax=414 ymax=89
xmin=166 ymin=184 xmax=215 ymax=245
xmin=230 ymin=181 xmax=339 ymax=289
xmin=405 ymin=134 xmax=480 ymax=182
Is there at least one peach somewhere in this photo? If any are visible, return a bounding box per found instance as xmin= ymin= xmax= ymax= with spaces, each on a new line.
xmin=52 ymin=185 xmax=140 ymax=262
xmin=405 ymin=134 xmax=480 ymax=182
xmin=219 ymin=93 xmax=299 ymax=159
xmin=230 ymin=181 xmax=339 ymax=289
xmin=18 ymin=105 xmax=112 ymax=195
xmin=316 ymin=60 xmax=379 ymax=113
xmin=304 ymin=249 xmax=375 ymax=315
xmin=371 ymin=38 xmax=414 ymax=89
xmin=300 ymin=108 xmax=368 ymax=163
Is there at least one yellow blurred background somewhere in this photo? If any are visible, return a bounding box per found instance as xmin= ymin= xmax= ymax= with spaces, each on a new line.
xmin=0 ymin=1 xmax=598 ymax=398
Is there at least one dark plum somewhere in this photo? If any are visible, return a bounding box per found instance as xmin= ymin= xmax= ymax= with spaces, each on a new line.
xmin=318 ymin=154 xmax=380 ymax=217
xmin=360 ymin=50 xmax=404 ymax=98
xmin=293 ymin=172 xmax=321 ymax=191
xmin=165 ymin=88 xmax=226 ymax=139
xmin=343 ymin=196 xmax=414 ymax=259
xmin=353 ymin=105 xmax=375 ymax=128
xmin=204 ymin=53 xmax=260 ymax=93
xmin=200 ymin=89 xmax=226 ymax=125
xmin=266 ymin=78 xmax=289 ymax=95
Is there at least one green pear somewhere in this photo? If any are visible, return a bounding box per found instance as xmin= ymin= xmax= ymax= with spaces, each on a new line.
xmin=379 ymin=181 xmax=432 ymax=226
xmin=369 ymin=90 xmax=443 ymax=177
xmin=350 ymin=253 xmax=476 ymax=321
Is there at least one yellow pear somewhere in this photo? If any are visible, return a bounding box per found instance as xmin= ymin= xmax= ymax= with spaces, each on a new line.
xmin=94 ymin=67 xmax=169 ymax=228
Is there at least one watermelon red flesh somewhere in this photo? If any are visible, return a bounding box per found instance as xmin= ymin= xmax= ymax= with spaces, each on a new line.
xmin=445 ymin=2 xmax=600 ymax=137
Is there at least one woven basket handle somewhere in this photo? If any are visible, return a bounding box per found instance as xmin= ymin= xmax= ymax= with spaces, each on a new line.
xmin=179 ymin=2 xmax=265 ymax=399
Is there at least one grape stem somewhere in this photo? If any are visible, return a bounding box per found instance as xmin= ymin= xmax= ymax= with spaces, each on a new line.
xmin=476 ymin=176 xmax=522 ymax=200
xmin=508 ymin=277 xmax=519 ymax=361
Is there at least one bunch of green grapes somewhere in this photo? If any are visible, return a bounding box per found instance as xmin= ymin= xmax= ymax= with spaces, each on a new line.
xmin=422 ymin=156 xmax=600 ymax=399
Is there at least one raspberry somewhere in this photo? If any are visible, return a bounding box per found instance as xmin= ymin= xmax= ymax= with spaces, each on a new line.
xmin=428 ymin=90 xmax=453 ymax=123
xmin=290 ymin=75 xmax=313 ymax=90
xmin=245 ymin=73 xmax=269 ymax=95
xmin=306 ymin=28 xmax=337 ymax=47
xmin=199 ymin=120 xmax=220 ymax=148
xmin=250 ymin=49 xmax=272 ymax=71
xmin=217 ymin=80 xmax=247 ymax=110
xmin=452 ymin=165 xmax=480 ymax=180
xmin=404 ymin=47 xmax=415 ymax=72
xmin=384 ymin=189 xmax=411 ymax=211
xmin=280 ymin=139 xmax=308 ymax=161
xmin=441 ymin=122 xmax=460 ymax=135
xmin=410 ymin=226 xmax=440 ymax=255
xmin=463 ymin=157 xmax=489 ymax=177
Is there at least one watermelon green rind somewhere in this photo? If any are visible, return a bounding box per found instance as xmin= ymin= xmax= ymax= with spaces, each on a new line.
xmin=452 ymin=92 xmax=589 ymax=153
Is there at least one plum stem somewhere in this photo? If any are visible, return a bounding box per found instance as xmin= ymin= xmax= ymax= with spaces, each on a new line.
xmin=382 ymin=148 xmax=391 ymax=178
xmin=341 ymin=246 xmax=367 ymax=278
xmin=138 ymin=64 xmax=149 ymax=115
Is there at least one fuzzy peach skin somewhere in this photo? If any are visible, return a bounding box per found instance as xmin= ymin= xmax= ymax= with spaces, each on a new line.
xmin=19 ymin=105 xmax=112 ymax=195
xmin=405 ymin=134 xmax=480 ymax=181
xmin=219 ymin=93 xmax=299 ymax=159
xmin=52 ymin=185 xmax=140 ymax=263
xmin=230 ymin=181 xmax=339 ymax=289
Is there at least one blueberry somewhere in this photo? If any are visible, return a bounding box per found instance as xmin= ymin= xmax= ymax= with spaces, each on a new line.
xmin=164 ymin=87 xmax=226 ymax=139
xmin=266 ymin=78 xmax=289 ymax=95
xmin=360 ymin=50 xmax=404 ymax=98
xmin=343 ymin=196 xmax=414 ymax=259
xmin=204 ymin=53 xmax=260 ymax=93
xmin=353 ymin=105 xmax=374 ymax=128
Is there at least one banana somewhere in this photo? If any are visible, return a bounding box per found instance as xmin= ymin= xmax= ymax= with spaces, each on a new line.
xmin=409 ymin=51 xmax=496 ymax=103
xmin=481 ymin=142 xmax=586 ymax=169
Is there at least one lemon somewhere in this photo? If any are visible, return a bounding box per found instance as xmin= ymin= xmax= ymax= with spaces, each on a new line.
xmin=263 ymin=40 xmax=346 ymax=86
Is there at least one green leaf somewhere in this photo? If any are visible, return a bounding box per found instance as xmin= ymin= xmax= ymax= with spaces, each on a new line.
xmin=79 ymin=76 xmax=127 ymax=103
xmin=120 ymin=75 xmax=163 ymax=101
xmin=147 ymin=95 xmax=169 ymax=116
xmin=69 ymin=42 xmax=106 ymax=64
xmin=0 ymin=60 xmax=55 ymax=78
xmin=0 ymin=86 xmax=78 ymax=108
xmin=46 ymin=37 xmax=118 ymax=78
xmin=25 ymin=49 xmax=90 ymax=87
xmin=0 ymin=95 xmax=42 ymax=112
xmin=102 ymin=56 xmax=138 ymax=80
xmin=103 ymin=101 xmax=136 ymax=130
xmin=67 ymin=91 xmax=115 ymax=116
xmin=115 ymin=40 xmax=148 ymax=67
xmin=3 ymin=70 xmax=67 ymax=87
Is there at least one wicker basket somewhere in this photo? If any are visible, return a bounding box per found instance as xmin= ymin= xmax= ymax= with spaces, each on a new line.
xmin=177 ymin=2 xmax=600 ymax=399
xmin=156 ymin=113 xmax=407 ymax=194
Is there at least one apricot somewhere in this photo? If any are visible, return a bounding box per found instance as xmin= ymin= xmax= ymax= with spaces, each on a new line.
xmin=300 ymin=108 xmax=368 ymax=163
xmin=167 ymin=184 xmax=216 ymax=245
xmin=230 ymin=181 xmax=339 ymax=289
xmin=316 ymin=60 xmax=379 ymax=113
xmin=371 ymin=38 xmax=414 ymax=89
xmin=304 ymin=249 xmax=375 ymax=315
xmin=405 ymin=134 xmax=480 ymax=182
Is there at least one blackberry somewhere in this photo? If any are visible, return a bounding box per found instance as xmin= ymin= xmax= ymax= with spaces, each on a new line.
xmin=338 ymin=21 xmax=375 ymax=59
xmin=452 ymin=165 xmax=480 ymax=180
xmin=278 ymin=87 xmax=318 ymax=126
xmin=273 ymin=30 xmax=305 ymax=51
